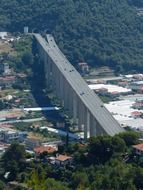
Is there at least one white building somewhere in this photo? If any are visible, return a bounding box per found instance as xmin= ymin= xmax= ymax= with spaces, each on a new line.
xmin=0 ymin=144 xmax=9 ymax=157
xmin=0 ymin=128 xmax=27 ymax=143
xmin=0 ymin=32 xmax=8 ymax=40
xmin=88 ymin=84 xmax=131 ymax=94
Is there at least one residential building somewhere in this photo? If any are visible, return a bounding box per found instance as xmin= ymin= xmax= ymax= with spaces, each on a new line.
xmin=3 ymin=130 xmax=19 ymax=143
xmin=78 ymin=62 xmax=89 ymax=74
xmin=0 ymin=144 xmax=9 ymax=158
xmin=0 ymin=129 xmax=18 ymax=143
xmin=132 ymin=102 xmax=143 ymax=110
xmin=0 ymin=32 xmax=8 ymax=40
xmin=55 ymin=154 xmax=73 ymax=166
xmin=34 ymin=145 xmax=57 ymax=156
xmin=130 ymin=81 xmax=143 ymax=92
xmin=0 ymin=76 xmax=16 ymax=87
xmin=0 ymin=128 xmax=27 ymax=144
xmin=25 ymin=136 xmax=42 ymax=150
xmin=131 ymin=111 xmax=142 ymax=119
xmin=3 ymin=63 xmax=12 ymax=75
xmin=133 ymin=143 xmax=143 ymax=156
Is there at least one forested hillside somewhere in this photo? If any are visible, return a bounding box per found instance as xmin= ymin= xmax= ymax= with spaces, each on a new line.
xmin=0 ymin=0 xmax=143 ymax=72
xmin=129 ymin=0 xmax=143 ymax=7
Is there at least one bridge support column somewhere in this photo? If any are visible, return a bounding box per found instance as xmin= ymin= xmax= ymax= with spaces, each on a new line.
xmin=84 ymin=109 xmax=90 ymax=139
xmin=78 ymin=102 xmax=89 ymax=134
xmin=54 ymin=65 xmax=60 ymax=97
xmin=63 ymin=80 xmax=69 ymax=110
xmin=45 ymin=56 xmax=53 ymax=90
xmin=44 ymin=55 xmax=49 ymax=87
xmin=90 ymin=116 xmax=97 ymax=137
xmin=59 ymin=73 xmax=64 ymax=106
xmin=73 ymin=93 xmax=78 ymax=125
xmin=68 ymin=87 xmax=73 ymax=116
xmin=78 ymin=100 xmax=83 ymax=131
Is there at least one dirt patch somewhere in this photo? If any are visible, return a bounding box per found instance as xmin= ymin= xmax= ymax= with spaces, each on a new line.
xmin=0 ymin=41 xmax=16 ymax=55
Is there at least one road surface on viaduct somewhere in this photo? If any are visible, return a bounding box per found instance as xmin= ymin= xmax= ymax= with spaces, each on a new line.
xmin=34 ymin=33 xmax=124 ymax=139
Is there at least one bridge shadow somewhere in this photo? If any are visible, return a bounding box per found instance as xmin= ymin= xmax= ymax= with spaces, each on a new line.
xmin=28 ymin=39 xmax=65 ymax=125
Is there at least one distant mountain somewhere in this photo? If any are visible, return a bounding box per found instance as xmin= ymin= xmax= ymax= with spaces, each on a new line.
xmin=0 ymin=0 xmax=143 ymax=72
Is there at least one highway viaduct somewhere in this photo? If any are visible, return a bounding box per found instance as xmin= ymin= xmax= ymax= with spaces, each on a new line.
xmin=34 ymin=33 xmax=124 ymax=139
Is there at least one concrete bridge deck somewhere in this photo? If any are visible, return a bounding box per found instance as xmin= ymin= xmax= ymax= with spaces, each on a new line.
xmin=34 ymin=33 xmax=124 ymax=139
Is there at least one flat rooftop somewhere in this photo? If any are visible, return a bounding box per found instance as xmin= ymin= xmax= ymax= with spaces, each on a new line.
xmin=88 ymin=84 xmax=131 ymax=93
xmin=105 ymin=99 xmax=143 ymax=130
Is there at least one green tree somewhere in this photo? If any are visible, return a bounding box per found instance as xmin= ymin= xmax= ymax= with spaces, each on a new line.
xmin=46 ymin=178 xmax=70 ymax=190
xmin=90 ymin=160 xmax=136 ymax=190
xmin=132 ymin=167 xmax=143 ymax=189
xmin=22 ymin=52 xmax=33 ymax=66
xmin=0 ymin=180 xmax=6 ymax=190
xmin=2 ymin=143 xmax=26 ymax=181
xmin=88 ymin=136 xmax=113 ymax=164
xmin=27 ymin=169 xmax=46 ymax=190
xmin=0 ymin=100 xmax=5 ymax=110
xmin=27 ymin=169 xmax=70 ymax=190
xmin=0 ymin=0 xmax=143 ymax=72
xmin=111 ymin=136 xmax=126 ymax=153
xmin=118 ymin=131 xmax=140 ymax=146
xmin=72 ymin=171 xmax=89 ymax=189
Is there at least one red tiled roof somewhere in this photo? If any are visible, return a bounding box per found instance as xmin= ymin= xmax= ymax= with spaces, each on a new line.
xmin=133 ymin=144 xmax=143 ymax=151
xmin=131 ymin=111 xmax=142 ymax=116
xmin=6 ymin=114 xmax=19 ymax=118
xmin=34 ymin=146 xmax=57 ymax=154
xmin=0 ymin=144 xmax=9 ymax=148
xmin=55 ymin=154 xmax=72 ymax=162
xmin=133 ymin=103 xmax=143 ymax=106
xmin=0 ymin=76 xmax=15 ymax=81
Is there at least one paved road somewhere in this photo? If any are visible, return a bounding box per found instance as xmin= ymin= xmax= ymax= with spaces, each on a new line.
xmin=120 ymin=94 xmax=143 ymax=101
xmin=86 ymin=76 xmax=123 ymax=83
xmin=23 ymin=107 xmax=60 ymax=112
xmin=40 ymin=126 xmax=82 ymax=140
xmin=0 ymin=117 xmax=45 ymax=125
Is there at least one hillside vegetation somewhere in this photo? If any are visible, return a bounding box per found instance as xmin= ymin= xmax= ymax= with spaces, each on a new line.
xmin=0 ymin=0 xmax=143 ymax=72
xmin=129 ymin=0 xmax=143 ymax=7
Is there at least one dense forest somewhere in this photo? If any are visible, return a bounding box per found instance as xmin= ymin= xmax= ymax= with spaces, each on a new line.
xmin=129 ymin=0 xmax=143 ymax=7
xmin=0 ymin=0 xmax=143 ymax=72
xmin=0 ymin=132 xmax=143 ymax=190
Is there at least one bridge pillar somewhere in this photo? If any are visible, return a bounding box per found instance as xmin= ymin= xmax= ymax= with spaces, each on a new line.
xmin=90 ymin=115 xmax=97 ymax=137
xmin=44 ymin=54 xmax=50 ymax=87
xmin=63 ymin=80 xmax=69 ymax=110
xmin=73 ymin=93 xmax=78 ymax=125
xmin=59 ymin=74 xmax=64 ymax=106
xmin=68 ymin=86 xmax=73 ymax=116
xmin=84 ymin=109 xmax=90 ymax=139
xmin=78 ymin=101 xmax=88 ymax=132
xmin=45 ymin=56 xmax=53 ymax=90
xmin=54 ymin=65 xmax=60 ymax=97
